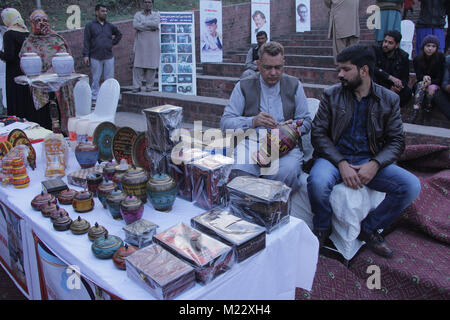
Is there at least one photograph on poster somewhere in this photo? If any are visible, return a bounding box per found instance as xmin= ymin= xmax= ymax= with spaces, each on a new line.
xmin=162 ymin=63 xmax=176 ymax=73
xmin=162 ymin=74 xmax=177 ymax=84
xmin=161 ymin=44 xmax=176 ymax=53
xmin=178 ymin=74 xmax=192 ymax=83
xmin=178 ymin=85 xmax=192 ymax=93
xmin=161 ymin=24 xmax=176 ymax=33
xmin=178 ymin=54 xmax=193 ymax=63
xmin=296 ymin=0 xmax=311 ymax=32
xmin=161 ymin=54 xmax=177 ymax=63
xmin=200 ymin=17 xmax=222 ymax=52
xmin=161 ymin=34 xmax=176 ymax=43
xmin=162 ymin=85 xmax=177 ymax=93
xmin=177 ymin=44 xmax=192 ymax=54
xmin=251 ymin=1 xmax=270 ymax=44
xmin=177 ymin=34 xmax=192 ymax=43
xmin=178 ymin=64 xmax=193 ymax=73
xmin=177 ymin=24 xmax=192 ymax=33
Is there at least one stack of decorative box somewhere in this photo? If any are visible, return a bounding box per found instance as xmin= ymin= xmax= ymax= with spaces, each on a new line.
xmin=153 ymin=223 xmax=235 ymax=284
xmin=226 ymin=176 xmax=292 ymax=233
xmin=190 ymin=154 xmax=234 ymax=210
xmin=191 ymin=208 xmax=266 ymax=263
xmin=126 ymin=244 xmax=196 ymax=300
xmin=143 ymin=105 xmax=182 ymax=176
xmin=122 ymin=219 xmax=159 ymax=249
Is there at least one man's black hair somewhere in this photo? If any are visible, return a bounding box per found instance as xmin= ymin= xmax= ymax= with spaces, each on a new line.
xmin=256 ymin=31 xmax=268 ymax=38
xmin=336 ymin=44 xmax=375 ymax=78
xmin=384 ymin=30 xmax=402 ymax=44
xmin=95 ymin=4 xmax=107 ymax=11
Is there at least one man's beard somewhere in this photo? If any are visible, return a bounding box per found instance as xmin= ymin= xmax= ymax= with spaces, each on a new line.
xmin=340 ymin=75 xmax=362 ymax=90
xmin=382 ymin=46 xmax=395 ymax=55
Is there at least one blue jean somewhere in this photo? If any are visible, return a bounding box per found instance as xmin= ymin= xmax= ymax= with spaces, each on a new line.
xmin=307 ymin=157 xmax=421 ymax=234
xmin=90 ymin=57 xmax=115 ymax=100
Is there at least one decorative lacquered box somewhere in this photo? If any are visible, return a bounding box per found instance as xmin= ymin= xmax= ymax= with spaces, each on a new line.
xmin=122 ymin=219 xmax=159 ymax=248
xmin=170 ymin=148 xmax=209 ymax=201
xmin=67 ymin=166 xmax=103 ymax=188
xmin=41 ymin=178 xmax=68 ymax=196
xmin=226 ymin=176 xmax=292 ymax=233
xmin=126 ymin=244 xmax=195 ymax=300
xmin=153 ymin=223 xmax=235 ymax=284
xmin=191 ymin=154 xmax=234 ymax=210
xmin=143 ymin=105 xmax=183 ymax=152
xmin=191 ymin=208 xmax=266 ymax=263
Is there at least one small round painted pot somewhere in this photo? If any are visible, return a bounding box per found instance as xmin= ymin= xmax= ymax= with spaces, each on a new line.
xmin=106 ymin=188 xmax=127 ymax=220
xmin=103 ymin=162 xmax=116 ymax=181
xmin=120 ymin=195 xmax=144 ymax=225
xmin=31 ymin=192 xmax=57 ymax=211
xmin=97 ymin=179 xmax=117 ymax=209
xmin=72 ymin=190 xmax=95 ymax=213
xmin=70 ymin=216 xmax=91 ymax=235
xmin=75 ymin=143 xmax=99 ymax=169
xmin=112 ymin=244 xmax=138 ymax=270
xmin=53 ymin=213 xmax=73 ymax=231
xmin=86 ymin=172 xmax=103 ymax=197
xmin=88 ymin=222 xmax=108 ymax=242
xmin=91 ymin=234 xmax=123 ymax=259
xmin=57 ymin=189 xmax=78 ymax=205
xmin=146 ymin=173 xmax=177 ymax=212
xmin=121 ymin=166 xmax=149 ymax=204
xmin=50 ymin=206 xmax=69 ymax=223
xmin=41 ymin=201 xmax=58 ymax=218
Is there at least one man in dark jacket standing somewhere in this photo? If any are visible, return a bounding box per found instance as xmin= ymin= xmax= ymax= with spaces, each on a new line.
xmin=372 ymin=30 xmax=412 ymax=107
xmin=307 ymin=45 xmax=421 ymax=258
xmin=415 ymin=0 xmax=447 ymax=56
xmin=83 ymin=4 xmax=122 ymax=101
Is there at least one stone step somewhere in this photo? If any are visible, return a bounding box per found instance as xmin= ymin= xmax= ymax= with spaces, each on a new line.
xmin=231 ymin=53 xmax=336 ymax=68
xmin=274 ymin=32 xmax=374 ymax=41
xmin=276 ymin=39 xmax=374 ymax=47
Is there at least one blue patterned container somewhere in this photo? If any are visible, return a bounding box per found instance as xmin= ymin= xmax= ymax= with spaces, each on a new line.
xmin=91 ymin=234 xmax=123 ymax=259
xmin=146 ymin=173 xmax=177 ymax=211
xmin=105 ymin=188 xmax=126 ymax=220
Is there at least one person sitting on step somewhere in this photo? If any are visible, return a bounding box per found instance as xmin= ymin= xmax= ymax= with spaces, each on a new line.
xmin=240 ymin=31 xmax=268 ymax=79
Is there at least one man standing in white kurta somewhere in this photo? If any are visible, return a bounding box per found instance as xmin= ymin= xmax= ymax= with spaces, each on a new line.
xmin=132 ymin=0 xmax=160 ymax=93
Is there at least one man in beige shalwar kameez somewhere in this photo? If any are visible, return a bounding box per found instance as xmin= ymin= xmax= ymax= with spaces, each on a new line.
xmin=132 ymin=0 xmax=160 ymax=92
xmin=324 ymin=0 xmax=360 ymax=63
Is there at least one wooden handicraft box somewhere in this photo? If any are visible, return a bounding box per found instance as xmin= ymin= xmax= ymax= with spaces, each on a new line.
xmin=123 ymin=219 xmax=159 ymax=249
xmin=143 ymin=105 xmax=183 ymax=153
xmin=226 ymin=176 xmax=292 ymax=233
xmin=170 ymin=148 xmax=209 ymax=201
xmin=67 ymin=166 xmax=103 ymax=188
xmin=191 ymin=154 xmax=234 ymax=210
xmin=153 ymin=223 xmax=235 ymax=284
xmin=191 ymin=208 xmax=266 ymax=263
xmin=125 ymin=244 xmax=195 ymax=300
xmin=41 ymin=178 xmax=68 ymax=196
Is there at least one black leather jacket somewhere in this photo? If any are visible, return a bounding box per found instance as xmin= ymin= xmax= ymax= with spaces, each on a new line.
xmin=311 ymin=82 xmax=405 ymax=169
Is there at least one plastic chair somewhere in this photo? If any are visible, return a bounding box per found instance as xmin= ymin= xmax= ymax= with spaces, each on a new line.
xmin=73 ymin=80 xmax=92 ymax=117
xmin=80 ymin=78 xmax=120 ymax=124
xmin=400 ymin=20 xmax=415 ymax=60
xmin=302 ymin=98 xmax=320 ymax=162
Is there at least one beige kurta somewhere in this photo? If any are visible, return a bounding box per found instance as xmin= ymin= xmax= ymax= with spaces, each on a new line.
xmin=324 ymin=0 xmax=360 ymax=39
xmin=133 ymin=10 xmax=160 ymax=68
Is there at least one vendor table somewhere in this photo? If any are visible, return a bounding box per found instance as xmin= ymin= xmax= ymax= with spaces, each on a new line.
xmin=0 ymin=142 xmax=318 ymax=300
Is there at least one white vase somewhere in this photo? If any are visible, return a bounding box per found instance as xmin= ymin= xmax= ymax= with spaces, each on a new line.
xmin=52 ymin=52 xmax=74 ymax=76
xmin=20 ymin=53 xmax=42 ymax=76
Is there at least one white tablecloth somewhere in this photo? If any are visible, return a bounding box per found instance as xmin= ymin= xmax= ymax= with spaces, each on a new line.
xmin=0 ymin=142 xmax=319 ymax=300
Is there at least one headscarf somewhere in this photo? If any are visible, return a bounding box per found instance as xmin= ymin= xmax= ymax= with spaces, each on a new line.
xmin=1 ymin=8 xmax=29 ymax=33
xmin=29 ymin=9 xmax=52 ymax=36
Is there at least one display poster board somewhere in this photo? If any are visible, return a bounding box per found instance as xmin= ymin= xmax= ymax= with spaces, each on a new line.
xmin=0 ymin=201 xmax=29 ymax=297
xmin=200 ymin=0 xmax=223 ymax=63
xmin=159 ymin=12 xmax=197 ymax=96
xmin=296 ymin=0 xmax=311 ymax=33
xmin=251 ymin=1 xmax=271 ymax=44
xmin=33 ymin=234 xmax=120 ymax=300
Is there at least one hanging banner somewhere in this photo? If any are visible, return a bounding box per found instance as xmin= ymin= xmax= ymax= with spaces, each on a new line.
xmin=0 ymin=27 xmax=7 ymax=109
xmin=296 ymin=0 xmax=311 ymax=33
xmin=159 ymin=12 xmax=197 ymax=96
xmin=200 ymin=0 xmax=223 ymax=63
xmin=0 ymin=201 xmax=29 ymax=297
xmin=251 ymin=1 xmax=270 ymax=44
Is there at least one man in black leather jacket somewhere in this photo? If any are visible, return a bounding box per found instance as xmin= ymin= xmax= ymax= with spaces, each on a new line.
xmin=307 ymin=45 xmax=421 ymax=258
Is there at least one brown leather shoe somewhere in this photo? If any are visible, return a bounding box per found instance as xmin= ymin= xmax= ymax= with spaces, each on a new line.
xmin=313 ymin=229 xmax=331 ymax=249
xmin=360 ymin=232 xmax=394 ymax=258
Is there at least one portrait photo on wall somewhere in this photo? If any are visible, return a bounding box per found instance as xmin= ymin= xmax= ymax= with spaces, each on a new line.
xmin=296 ymin=0 xmax=311 ymax=32
xmin=200 ymin=0 xmax=223 ymax=63
xmin=251 ymin=1 xmax=270 ymax=44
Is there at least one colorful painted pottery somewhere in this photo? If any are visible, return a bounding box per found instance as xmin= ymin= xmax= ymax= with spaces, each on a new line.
xmin=20 ymin=52 xmax=42 ymax=76
xmin=86 ymin=172 xmax=103 ymax=197
xmin=53 ymin=212 xmax=73 ymax=231
xmin=75 ymin=142 xmax=99 ymax=169
xmin=50 ymin=205 xmax=69 ymax=223
xmin=103 ymin=162 xmax=116 ymax=181
xmin=253 ymin=119 xmax=304 ymax=167
xmin=57 ymin=189 xmax=78 ymax=205
xmin=97 ymin=179 xmax=117 ymax=209
xmin=41 ymin=201 xmax=58 ymax=218
xmin=11 ymin=156 xmax=30 ymax=188
xmin=122 ymin=219 xmax=159 ymax=249
xmin=146 ymin=173 xmax=177 ymax=212
xmin=72 ymin=190 xmax=95 ymax=213
xmin=88 ymin=222 xmax=108 ymax=242
xmin=91 ymin=234 xmax=124 ymax=259
xmin=52 ymin=52 xmax=74 ymax=77
xmin=70 ymin=216 xmax=91 ymax=235
xmin=31 ymin=192 xmax=57 ymax=211
xmin=105 ymin=188 xmax=127 ymax=220
xmin=112 ymin=244 xmax=138 ymax=270
xmin=120 ymin=195 xmax=144 ymax=225
xmin=121 ymin=165 xmax=149 ymax=204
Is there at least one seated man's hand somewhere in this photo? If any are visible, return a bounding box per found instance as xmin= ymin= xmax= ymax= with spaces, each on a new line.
xmin=389 ymin=75 xmax=403 ymax=89
xmin=349 ymin=160 xmax=380 ymax=185
xmin=252 ymin=112 xmax=277 ymax=128
xmin=338 ymin=161 xmax=362 ymax=190
xmin=391 ymin=85 xmax=401 ymax=93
